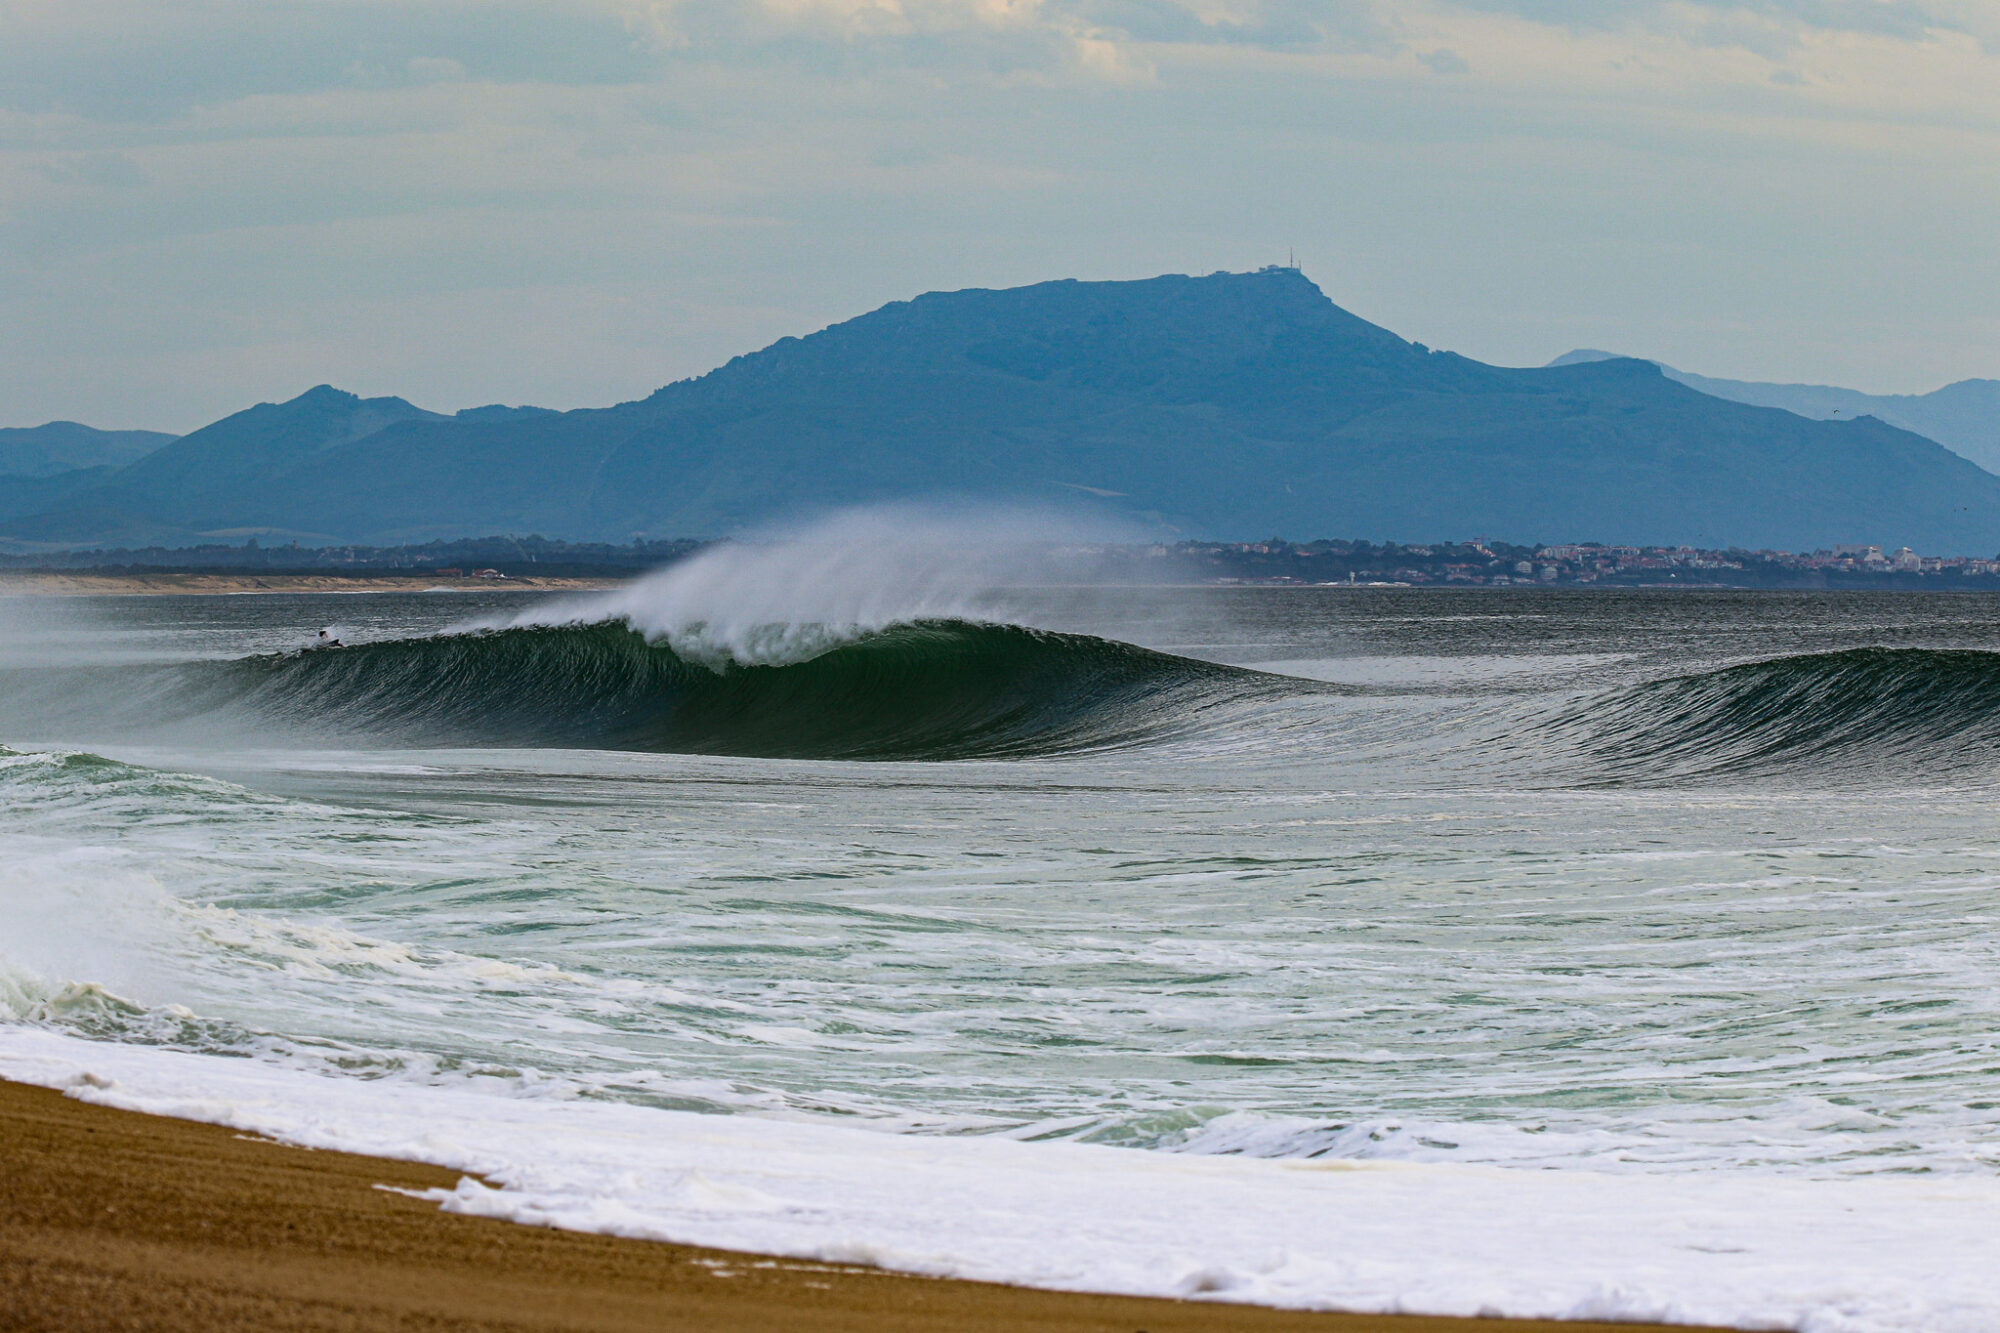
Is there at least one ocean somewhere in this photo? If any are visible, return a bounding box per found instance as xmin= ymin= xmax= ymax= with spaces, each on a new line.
xmin=5 ymin=536 xmax=2000 ymax=1330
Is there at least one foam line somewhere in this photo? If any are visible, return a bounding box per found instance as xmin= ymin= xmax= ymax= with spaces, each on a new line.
xmin=4 ymin=1027 xmax=1997 ymax=1332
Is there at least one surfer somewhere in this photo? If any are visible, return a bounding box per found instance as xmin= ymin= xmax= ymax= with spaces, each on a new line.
xmin=314 ymin=629 xmax=344 ymax=648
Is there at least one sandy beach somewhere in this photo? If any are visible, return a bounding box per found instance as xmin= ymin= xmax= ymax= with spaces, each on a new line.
xmin=0 ymin=572 xmax=629 ymax=596
xmin=0 ymin=1077 xmax=1716 ymax=1333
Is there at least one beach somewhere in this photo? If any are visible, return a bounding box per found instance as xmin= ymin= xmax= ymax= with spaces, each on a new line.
xmin=0 ymin=1076 xmax=1706 ymax=1333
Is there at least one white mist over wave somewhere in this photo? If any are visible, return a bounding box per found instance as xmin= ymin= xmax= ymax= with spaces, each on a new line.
xmin=493 ymin=504 xmax=1136 ymax=668
xmin=0 ymin=593 xmax=140 ymax=669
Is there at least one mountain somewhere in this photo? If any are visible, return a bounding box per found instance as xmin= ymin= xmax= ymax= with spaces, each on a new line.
xmin=10 ymin=269 xmax=2000 ymax=553
xmin=0 ymin=422 xmax=176 ymax=478
xmin=0 ymin=388 xmax=476 ymax=543
xmin=1550 ymin=350 xmax=2000 ymax=475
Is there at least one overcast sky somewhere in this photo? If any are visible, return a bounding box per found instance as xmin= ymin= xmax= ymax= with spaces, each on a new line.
xmin=3 ymin=0 xmax=1997 ymax=431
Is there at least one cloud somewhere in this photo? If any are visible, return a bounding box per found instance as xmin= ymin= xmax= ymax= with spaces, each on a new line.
xmin=2 ymin=0 xmax=1980 ymax=130
xmin=34 ymin=151 xmax=150 ymax=188
xmin=0 ymin=0 xmax=1401 ymax=126
xmin=625 ymin=0 xmax=1135 ymax=82
xmin=0 ymin=1 xmax=654 ymax=121
xmin=1442 ymin=0 xmax=1948 ymax=50
xmin=404 ymin=56 xmax=471 ymax=85
xmin=0 ymin=0 xmax=1996 ymax=432
xmin=1054 ymin=0 xmax=1386 ymax=50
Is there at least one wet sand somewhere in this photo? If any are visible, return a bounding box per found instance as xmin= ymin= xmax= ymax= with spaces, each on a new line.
xmin=0 ymin=1078 xmax=1719 ymax=1333
xmin=0 ymin=572 xmax=627 ymax=595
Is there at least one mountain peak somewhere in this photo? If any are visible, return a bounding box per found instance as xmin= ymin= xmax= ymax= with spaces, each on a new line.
xmin=1548 ymin=349 xmax=1651 ymax=368
xmin=668 ymin=268 xmax=1415 ymax=403
xmin=277 ymin=384 xmax=438 ymax=419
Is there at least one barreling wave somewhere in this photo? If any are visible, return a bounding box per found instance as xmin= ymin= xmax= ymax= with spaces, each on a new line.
xmin=1553 ymin=647 xmax=2000 ymax=782
xmin=204 ymin=619 xmax=1288 ymax=760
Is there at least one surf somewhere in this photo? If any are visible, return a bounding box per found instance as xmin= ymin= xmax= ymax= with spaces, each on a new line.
xmin=1552 ymin=646 xmax=2000 ymax=781
xmin=206 ymin=617 xmax=1284 ymax=760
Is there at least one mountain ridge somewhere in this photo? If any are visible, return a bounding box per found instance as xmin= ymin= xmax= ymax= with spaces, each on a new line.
xmin=1550 ymin=349 xmax=2000 ymax=474
xmin=7 ymin=269 xmax=2000 ymax=553
xmin=0 ymin=421 xmax=178 ymax=479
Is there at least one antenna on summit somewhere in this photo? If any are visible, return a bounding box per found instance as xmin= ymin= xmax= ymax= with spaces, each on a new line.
xmin=1288 ymin=247 xmax=1296 ymax=270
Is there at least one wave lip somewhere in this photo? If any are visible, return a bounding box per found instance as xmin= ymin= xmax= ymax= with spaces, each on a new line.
xmin=219 ymin=618 xmax=1284 ymax=760
xmin=1557 ymin=647 xmax=2000 ymax=782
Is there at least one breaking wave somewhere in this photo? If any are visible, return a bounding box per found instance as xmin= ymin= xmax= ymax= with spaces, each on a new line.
xmin=1556 ymin=647 xmax=2000 ymax=781
xmin=249 ymin=637 xmax=2000 ymax=773
xmin=207 ymin=618 xmax=1287 ymax=760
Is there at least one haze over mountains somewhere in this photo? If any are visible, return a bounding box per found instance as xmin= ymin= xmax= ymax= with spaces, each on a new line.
xmin=7 ymin=269 xmax=2000 ymax=554
xmin=0 ymin=422 xmax=178 ymax=479
xmin=0 ymin=422 xmax=184 ymax=528
xmin=1550 ymin=350 xmax=2000 ymax=475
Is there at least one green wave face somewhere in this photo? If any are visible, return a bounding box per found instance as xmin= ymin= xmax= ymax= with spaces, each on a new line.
xmin=1561 ymin=647 xmax=2000 ymax=781
xmin=216 ymin=619 xmax=1281 ymax=760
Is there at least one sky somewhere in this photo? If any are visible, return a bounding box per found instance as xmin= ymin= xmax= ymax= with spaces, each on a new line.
xmin=3 ymin=0 xmax=1998 ymax=432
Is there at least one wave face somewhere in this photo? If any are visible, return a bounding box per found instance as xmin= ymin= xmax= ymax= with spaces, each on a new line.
xmin=211 ymin=618 xmax=1278 ymax=760
xmin=1558 ymin=647 xmax=2000 ymax=781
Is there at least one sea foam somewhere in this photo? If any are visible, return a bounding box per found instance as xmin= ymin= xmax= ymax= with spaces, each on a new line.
xmin=3 ymin=1026 xmax=1997 ymax=1333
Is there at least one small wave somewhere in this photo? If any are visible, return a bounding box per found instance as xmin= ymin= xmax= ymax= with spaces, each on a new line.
xmin=1554 ymin=647 xmax=2000 ymax=781
xmin=210 ymin=618 xmax=1291 ymax=760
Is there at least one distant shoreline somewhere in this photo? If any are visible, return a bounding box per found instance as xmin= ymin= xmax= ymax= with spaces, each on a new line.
xmin=9 ymin=569 xmax=2000 ymax=595
xmin=0 ymin=571 xmax=632 ymax=596
xmin=14 ymin=532 xmax=2000 ymax=592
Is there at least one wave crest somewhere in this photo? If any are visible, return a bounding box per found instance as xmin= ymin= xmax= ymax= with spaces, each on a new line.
xmin=224 ymin=618 xmax=1280 ymax=760
xmin=1558 ymin=647 xmax=2000 ymax=781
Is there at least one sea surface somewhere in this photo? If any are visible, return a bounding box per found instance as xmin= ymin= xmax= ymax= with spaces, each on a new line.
xmin=5 ymin=545 xmax=2000 ymax=1329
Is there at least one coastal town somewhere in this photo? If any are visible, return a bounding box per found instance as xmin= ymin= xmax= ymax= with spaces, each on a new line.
xmin=1155 ymin=538 xmax=2000 ymax=588
xmin=10 ymin=534 xmax=2000 ymax=590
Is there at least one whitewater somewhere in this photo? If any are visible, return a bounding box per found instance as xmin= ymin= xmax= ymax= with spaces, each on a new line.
xmin=5 ymin=532 xmax=2000 ymax=1330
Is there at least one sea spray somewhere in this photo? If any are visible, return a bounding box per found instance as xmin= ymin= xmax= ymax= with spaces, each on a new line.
xmin=491 ymin=504 xmax=1144 ymax=668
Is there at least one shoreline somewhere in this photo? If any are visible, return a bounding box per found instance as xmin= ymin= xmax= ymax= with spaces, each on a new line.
xmin=0 ymin=571 xmax=629 ymax=595
xmin=0 ymin=1076 xmax=1717 ymax=1333
xmin=7 ymin=571 xmax=1998 ymax=596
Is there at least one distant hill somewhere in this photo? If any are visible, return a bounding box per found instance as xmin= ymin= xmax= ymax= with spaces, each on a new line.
xmin=1551 ymin=349 xmax=2000 ymax=475
xmin=9 ymin=270 xmax=2000 ymax=553
xmin=0 ymin=392 xmax=565 ymax=544
xmin=0 ymin=422 xmax=176 ymax=478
